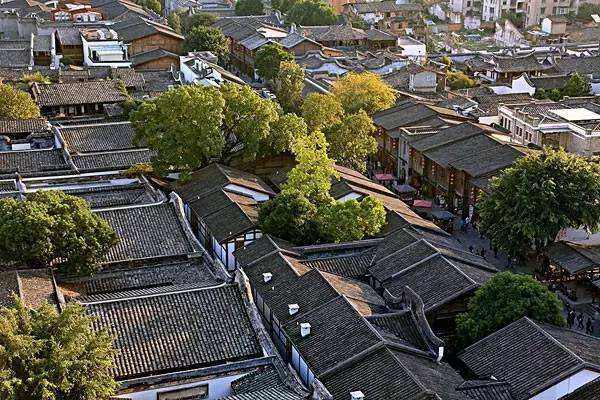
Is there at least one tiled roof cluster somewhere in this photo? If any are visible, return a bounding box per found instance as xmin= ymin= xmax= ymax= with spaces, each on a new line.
xmin=112 ymin=15 xmax=184 ymax=42
xmin=301 ymin=24 xmax=396 ymax=44
xmin=548 ymin=241 xmax=600 ymax=274
xmin=235 ymin=234 xmax=470 ymax=400
xmin=0 ymin=118 xmax=50 ymax=137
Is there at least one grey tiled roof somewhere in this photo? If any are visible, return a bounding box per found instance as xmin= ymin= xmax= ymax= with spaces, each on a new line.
xmin=283 ymin=296 xmax=383 ymax=375
xmin=71 ymin=149 xmax=154 ymax=172
xmin=383 ymin=254 xmax=492 ymax=311
xmin=556 ymin=55 xmax=600 ymax=76
xmin=0 ymin=48 xmax=31 ymax=67
xmin=131 ymin=48 xmax=178 ymax=67
xmin=459 ymin=317 xmax=600 ymax=400
xmin=112 ymin=16 xmax=184 ymax=43
xmin=221 ymin=388 xmax=303 ymax=400
xmin=32 ymin=81 xmax=127 ymax=107
xmin=302 ymin=252 xmax=372 ymax=279
xmin=548 ymin=242 xmax=600 ymax=274
xmin=84 ymin=284 xmax=263 ymax=379
xmin=0 ymin=118 xmax=49 ymax=136
xmin=94 ymin=201 xmax=198 ymax=264
xmin=62 ymin=182 xmax=158 ymax=209
xmin=456 ymin=380 xmax=516 ymax=400
xmin=492 ymin=53 xmax=549 ymax=73
xmin=0 ymin=179 xmax=17 ymax=192
xmin=60 ymin=258 xmax=218 ymax=302
xmin=60 ymin=122 xmax=137 ymax=153
xmin=0 ymin=149 xmax=71 ymax=176
xmin=176 ymin=163 xmax=275 ymax=202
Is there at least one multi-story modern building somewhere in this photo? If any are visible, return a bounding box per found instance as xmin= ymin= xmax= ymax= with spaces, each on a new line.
xmin=499 ymin=98 xmax=600 ymax=156
xmin=481 ymin=0 xmax=579 ymax=26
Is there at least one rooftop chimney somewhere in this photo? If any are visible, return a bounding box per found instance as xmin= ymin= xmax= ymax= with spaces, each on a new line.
xmin=350 ymin=391 xmax=365 ymax=400
xmin=288 ymin=303 xmax=299 ymax=315
xmin=263 ymin=272 xmax=272 ymax=283
xmin=300 ymin=322 xmax=311 ymax=337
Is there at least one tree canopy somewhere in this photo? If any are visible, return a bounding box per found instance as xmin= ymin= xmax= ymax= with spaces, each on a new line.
xmin=0 ymin=83 xmax=40 ymax=119
xmin=301 ymin=93 xmax=377 ymax=172
xmin=478 ymin=148 xmax=600 ymax=259
xmin=131 ymin=85 xmax=225 ymax=174
xmin=0 ymin=299 xmax=117 ymax=400
xmin=181 ymin=12 xmax=217 ymax=34
xmin=286 ymin=0 xmax=337 ymax=26
xmin=254 ymin=44 xmax=294 ymax=81
xmin=136 ymin=0 xmax=161 ymax=13
xmin=183 ymin=26 xmax=229 ymax=60
xmin=168 ymin=11 xmax=182 ymax=33
xmin=274 ymin=60 xmax=305 ymax=112
xmin=332 ymin=72 xmax=396 ymax=115
xmin=561 ymin=72 xmax=591 ymax=97
xmin=0 ymin=191 xmax=118 ymax=275
xmin=259 ymin=130 xmax=386 ymax=244
xmin=131 ymin=84 xmax=301 ymax=173
xmin=456 ymin=272 xmax=565 ymax=348
xmin=235 ymin=0 xmax=264 ymax=16
xmin=446 ymin=70 xmax=476 ymax=90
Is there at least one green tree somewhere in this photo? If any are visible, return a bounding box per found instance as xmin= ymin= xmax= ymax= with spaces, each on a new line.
xmin=576 ymin=3 xmax=600 ymax=20
xmin=548 ymin=88 xmax=563 ymax=101
xmin=286 ymin=0 xmax=337 ymax=26
xmin=260 ymin=130 xmax=386 ymax=244
xmin=258 ymin=191 xmax=321 ymax=244
xmin=0 ymin=191 xmax=118 ymax=275
xmin=326 ymin=110 xmax=377 ymax=172
xmin=168 ymin=11 xmax=182 ymax=34
xmin=131 ymin=84 xmax=300 ymax=172
xmin=441 ymin=55 xmax=453 ymax=67
xmin=137 ymin=0 xmax=161 ymax=13
xmin=534 ymin=88 xmax=547 ymax=99
xmin=274 ymin=60 xmax=305 ymax=112
xmin=478 ymin=148 xmax=600 ymax=259
xmin=301 ymin=93 xmax=344 ymax=131
xmin=271 ymin=0 xmax=297 ymax=13
xmin=0 ymin=83 xmax=40 ymax=119
xmin=220 ymin=83 xmax=279 ymax=160
xmin=301 ymin=93 xmax=378 ymax=172
xmin=235 ymin=0 xmax=264 ymax=15
xmin=332 ymin=72 xmax=396 ymax=115
xmin=284 ymin=130 xmax=337 ymax=203
xmin=254 ymin=43 xmax=293 ymax=81
xmin=263 ymin=112 xmax=307 ymax=155
xmin=131 ymin=85 xmax=226 ymax=174
xmin=0 ymin=299 xmax=117 ymax=400
xmin=184 ymin=26 xmax=229 ymax=60
xmin=456 ymin=272 xmax=565 ymax=348
xmin=21 ymin=72 xmax=51 ymax=85
xmin=318 ymin=196 xmax=386 ymax=242
xmin=181 ymin=12 xmax=217 ymax=34
xmin=447 ymin=70 xmax=476 ymax=90
xmin=562 ymin=72 xmax=591 ymax=97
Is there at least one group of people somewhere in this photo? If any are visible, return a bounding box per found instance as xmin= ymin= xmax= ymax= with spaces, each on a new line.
xmin=567 ymin=309 xmax=595 ymax=335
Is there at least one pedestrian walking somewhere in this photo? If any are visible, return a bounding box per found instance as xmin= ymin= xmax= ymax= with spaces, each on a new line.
xmin=586 ymin=318 xmax=594 ymax=335
xmin=469 ymin=245 xmax=474 ymax=253
xmin=577 ymin=313 xmax=584 ymax=329
xmin=567 ymin=311 xmax=575 ymax=328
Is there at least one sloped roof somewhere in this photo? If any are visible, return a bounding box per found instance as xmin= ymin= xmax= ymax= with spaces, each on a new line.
xmin=459 ymin=317 xmax=600 ymax=400
xmin=0 ymin=118 xmax=49 ymax=136
xmin=0 ymin=149 xmax=71 ymax=177
xmin=84 ymin=284 xmax=263 ymax=379
xmin=131 ymin=48 xmax=178 ymax=67
xmin=112 ymin=16 xmax=184 ymax=42
xmin=94 ymin=201 xmax=198 ymax=265
xmin=559 ymin=377 xmax=600 ymax=400
xmin=548 ymin=242 xmax=600 ymax=274
xmin=70 ymin=149 xmax=154 ymax=172
xmin=60 ymin=122 xmax=137 ymax=153
xmin=32 ymin=80 xmax=127 ymax=107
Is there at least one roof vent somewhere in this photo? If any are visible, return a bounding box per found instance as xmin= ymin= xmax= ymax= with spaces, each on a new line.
xmin=263 ymin=272 xmax=272 ymax=283
xmin=288 ymin=303 xmax=299 ymax=315
xmin=350 ymin=391 xmax=365 ymax=400
xmin=300 ymin=322 xmax=311 ymax=337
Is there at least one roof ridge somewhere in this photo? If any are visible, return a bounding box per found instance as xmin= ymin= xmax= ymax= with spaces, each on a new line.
xmin=77 ymin=281 xmax=229 ymax=305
